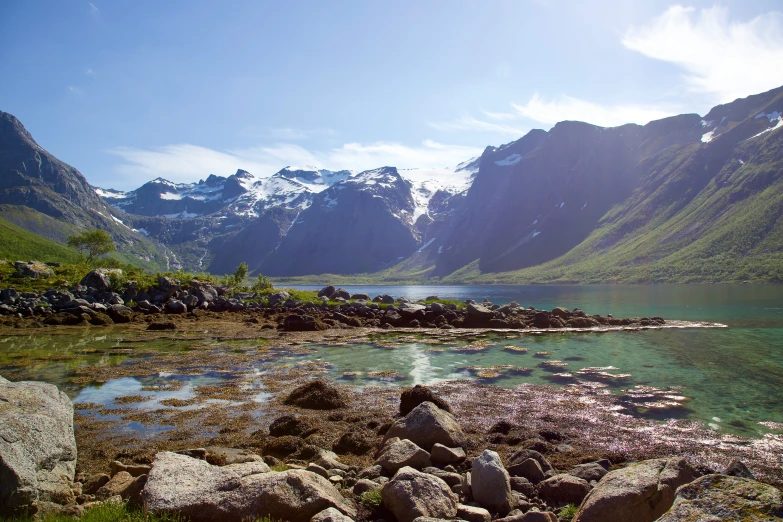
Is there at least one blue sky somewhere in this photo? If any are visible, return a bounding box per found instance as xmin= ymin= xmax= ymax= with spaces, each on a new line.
xmin=2 ymin=1 xmax=783 ymax=190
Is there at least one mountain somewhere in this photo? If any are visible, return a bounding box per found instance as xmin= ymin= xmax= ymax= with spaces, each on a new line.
xmin=0 ymin=111 xmax=171 ymax=270
xmin=3 ymin=83 xmax=782 ymax=282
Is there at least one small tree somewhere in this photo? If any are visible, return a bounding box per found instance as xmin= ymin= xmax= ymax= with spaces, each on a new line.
xmin=233 ymin=262 xmax=249 ymax=286
xmin=67 ymin=229 xmax=115 ymax=262
xmin=252 ymin=273 xmax=273 ymax=292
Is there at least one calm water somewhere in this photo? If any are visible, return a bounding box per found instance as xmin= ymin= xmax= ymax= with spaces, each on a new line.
xmin=2 ymin=285 xmax=782 ymax=436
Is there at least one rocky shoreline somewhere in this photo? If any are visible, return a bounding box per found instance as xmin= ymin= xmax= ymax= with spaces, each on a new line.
xmin=0 ymin=272 xmax=672 ymax=331
xmin=2 ymin=375 xmax=782 ymax=521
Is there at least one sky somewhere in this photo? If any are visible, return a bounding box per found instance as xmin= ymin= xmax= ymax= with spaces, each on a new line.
xmin=2 ymin=1 xmax=783 ymax=190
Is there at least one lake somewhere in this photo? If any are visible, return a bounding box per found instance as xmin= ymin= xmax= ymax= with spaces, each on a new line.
xmin=2 ymin=284 xmax=782 ymax=437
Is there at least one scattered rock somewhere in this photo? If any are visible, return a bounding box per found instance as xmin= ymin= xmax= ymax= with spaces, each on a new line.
xmin=723 ymin=458 xmax=754 ymax=479
xmin=82 ymin=474 xmax=110 ymax=495
xmin=656 ymin=474 xmax=783 ymax=521
xmin=376 ymin=439 xmax=430 ymax=474
xmin=311 ymin=506 xmax=355 ymax=522
xmin=507 ymin=459 xmax=546 ymax=484
xmin=573 ymin=457 xmax=696 ymax=522
xmin=457 ymin=503 xmax=492 ymax=522
xmin=79 ymin=269 xmax=112 ymax=292
xmin=142 ymin=452 xmax=353 ymax=522
xmin=536 ymin=474 xmax=591 ymax=507
xmin=352 ymin=479 xmax=379 ymax=496
xmin=381 ymin=466 xmax=458 ymax=522
xmin=95 ymin=471 xmax=146 ymax=505
xmin=430 ymin=444 xmax=465 ymax=464
xmin=0 ymin=375 xmax=77 ymax=517
xmin=567 ymin=462 xmax=608 ymax=483
xmin=471 ymin=449 xmax=513 ymax=515
xmin=14 ymin=261 xmax=54 ymax=279
xmin=284 ymin=379 xmax=348 ymax=410
xmin=399 ymin=385 xmax=452 ymax=415
xmin=509 ymin=477 xmax=535 ymax=498
xmin=508 ymin=449 xmax=554 ymax=473
xmin=109 ymin=461 xmax=152 ymax=478
xmin=384 ymin=402 xmax=465 ymax=451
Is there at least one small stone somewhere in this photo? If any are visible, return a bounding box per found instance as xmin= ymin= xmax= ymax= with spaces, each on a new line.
xmin=307 ymin=463 xmax=330 ymax=479
xmin=376 ymin=439 xmax=431 ymax=474
xmin=457 ymin=503 xmax=491 ymax=522
xmin=311 ymin=506 xmax=355 ymax=522
xmin=507 ymin=459 xmax=545 ymax=484
xmin=430 ymin=444 xmax=466 ymax=464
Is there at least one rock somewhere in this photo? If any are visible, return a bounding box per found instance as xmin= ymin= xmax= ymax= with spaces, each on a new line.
xmin=573 ymin=457 xmax=696 ymax=522
xmin=283 ymin=314 xmax=327 ymax=331
xmin=164 ymin=299 xmax=187 ymax=314
xmin=399 ymin=385 xmax=452 ymax=415
xmin=430 ymin=444 xmax=465 ymax=464
xmin=467 ymin=303 xmax=494 ymax=319
xmin=537 ymin=474 xmax=591 ymax=507
xmin=0 ymin=375 xmax=77 ymax=516
xmin=79 ymin=269 xmax=112 ymax=292
xmin=509 ymin=512 xmax=557 ymax=522
xmin=532 ymin=312 xmax=550 ymax=329
xmin=269 ymin=415 xmax=318 ymax=438
xmin=383 ymin=402 xmax=465 ymax=451
xmin=471 ymin=450 xmax=513 ymax=515
xmin=358 ymin=465 xmax=385 ymax=480
xmin=350 ymin=293 xmax=369 ymax=301
xmin=311 ymin=506 xmax=355 ymax=522
xmin=190 ymin=281 xmax=218 ymax=305
xmin=656 ymin=474 xmax=783 ymax=521
xmin=313 ymin=449 xmax=350 ymax=472
xmin=318 ymin=286 xmax=336 ymax=298
xmin=82 ymin=473 xmax=110 ymax=495
xmin=332 ymin=431 xmax=375 ymax=456
xmin=95 ymin=471 xmax=146 ymax=504
xmin=508 ymin=449 xmax=554 ymax=473
xmin=147 ymin=321 xmax=177 ymax=331
xmin=509 ymin=477 xmax=535 ymax=497
xmin=264 ymin=436 xmax=305 ymax=458
xmin=268 ymin=290 xmax=292 ymax=306
xmin=507 ymin=459 xmax=546 ymax=484
xmin=381 ymin=466 xmax=458 ymax=522
xmin=203 ymin=447 xmax=264 ymax=466
xmin=567 ymin=462 xmax=608 ymax=483
xmin=143 ymin=452 xmax=353 ymax=522
xmin=14 ymin=261 xmax=54 ymax=279
xmin=457 ymin=503 xmax=492 ymax=522
xmin=107 ymin=304 xmax=133 ymax=323
xmin=109 ymin=461 xmax=152 ymax=477
xmin=157 ymin=276 xmax=180 ymax=300
xmin=329 ymin=288 xmax=351 ymax=300
xmin=723 ymin=458 xmax=754 ymax=479
xmin=376 ymin=439 xmax=431 ymax=474
xmin=352 ymin=479 xmax=379 ymax=496
xmin=307 ymin=463 xmax=330 ymax=480
xmin=284 ymin=379 xmax=348 ymax=410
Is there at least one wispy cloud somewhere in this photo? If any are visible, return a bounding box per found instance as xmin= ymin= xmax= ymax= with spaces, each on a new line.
xmin=88 ymin=2 xmax=98 ymax=14
xmin=431 ymin=94 xmax=676 ymax=137
xmin=623 ymin=5 xmax=783 ymax=102
xmin=85 ymin=68 xmax=96 ymax=77
xmin=106 ymin=140 xmax=482 ymax=189
xmin=67 ymin=85 xmax=85 ymax=96
xmin=265 ymin=127 xmax=336 ymax=140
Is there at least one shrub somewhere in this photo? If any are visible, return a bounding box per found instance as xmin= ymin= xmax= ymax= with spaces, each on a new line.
xmin=360 ymin=488 xmax=383 ymax=508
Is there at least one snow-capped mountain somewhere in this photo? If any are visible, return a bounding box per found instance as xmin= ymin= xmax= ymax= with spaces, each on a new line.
xmin=95 ymin=161 xmax=478 ymax=274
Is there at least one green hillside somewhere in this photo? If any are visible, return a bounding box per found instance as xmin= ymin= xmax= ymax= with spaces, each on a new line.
xmin=0 ymin=214 xmax=83 ymax=264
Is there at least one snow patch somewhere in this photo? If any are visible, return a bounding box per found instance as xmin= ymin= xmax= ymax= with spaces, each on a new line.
xmin=495 ymin=153 xmax=522 ymax=167
xmin=747 ymin=115 xmax=783 ymax=140
xmin=699 ymin=119 xmax=714 ymax=127
xmin=532 ymin=231 xmax=541 ymax=238
xmin=560 ymin=202 xmax=564 ymax=208
xmin=701 ymin=130 xmax=716 ymax=143
xmin=136 ymin=228 xmax=150 ymax=236
xmin=417 ymin=237 xmax=437 ymax=252
xmin=160 ymin=192 xmax=183 ymax=200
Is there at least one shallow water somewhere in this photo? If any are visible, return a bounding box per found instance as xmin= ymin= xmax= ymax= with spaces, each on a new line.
xmin=1 ymin=284 xmax=782 ymax=437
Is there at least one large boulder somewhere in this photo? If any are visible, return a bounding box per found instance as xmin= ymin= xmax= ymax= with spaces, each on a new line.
xmin=284 ymin=379 xmax=348 ymax=410
xmin=142 ymin=452 xmax=354 ymax=522
xmin=311 ymin=506 xmax=355 ymax=522
xmin=467 ymin=303 xmax=494 ymax=320
xmin=383 ymin=402 xmax=465 ymax=451
xmin=14 ymin=261 xmax=54 ymax=279
xmin=381 ymin=466 xmax=458 ymax=522
xmin=0 ymin=376 xmax=77 ymax=516
xmin=657 ymin=474 xmax=783 ymax=521
xmin=537 ymin=474 xmax=591 ymax=507
xmin=567 ymin=462 xmax=608 ymax=483
xmin=573 ymin=457 xmax=696 ymax=522
xmin=471 ymin=450 xmax=513 ymax=515
xmin=375 ymin=439 xmax=430 ymax=474
xmin=79 ymin=269 xmax=112 ymax=292
xmin=282 ymin=315 xmax=327 ymax=331
xmin=399 ymin=385 xmax=452 ymax=416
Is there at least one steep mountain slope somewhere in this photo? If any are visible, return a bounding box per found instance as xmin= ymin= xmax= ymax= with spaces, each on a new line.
xmin=0 ymin=111 xmax=171 ymax=270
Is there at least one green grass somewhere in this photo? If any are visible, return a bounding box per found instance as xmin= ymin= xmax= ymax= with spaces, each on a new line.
xmin=558 ymin=504 xmax=579 ymax=521
xmin=0 ymin=502 xmax=183 ymax=522
xmin=270 ymin=463 xmax=290 ymax=472
xmin=359 ymin=488 xmax=383 ymax=508
xmin=0 ymin=216 xmax=83 ymax=265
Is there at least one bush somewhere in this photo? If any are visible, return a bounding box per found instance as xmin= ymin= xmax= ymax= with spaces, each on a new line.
xmin=558 ymin=503 xmax=579 ymax=521
xmin=360 ymin=488 xmax=383 ymax=508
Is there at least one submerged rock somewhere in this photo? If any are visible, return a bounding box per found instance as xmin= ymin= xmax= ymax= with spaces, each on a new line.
xmin=0 ymin=376 xmax=77 ymax=516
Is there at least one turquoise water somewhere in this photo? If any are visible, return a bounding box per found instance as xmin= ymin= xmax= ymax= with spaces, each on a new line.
xmin=1 ymin=284 xmax=782 ymax=436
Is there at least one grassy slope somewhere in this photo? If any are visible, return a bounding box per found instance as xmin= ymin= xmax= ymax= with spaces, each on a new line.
xmin=0 ymin=215 xmax=83 ymax=264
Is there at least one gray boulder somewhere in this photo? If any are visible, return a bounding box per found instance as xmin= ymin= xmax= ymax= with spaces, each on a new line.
xmin=467 ymin=303 xmax=494 ymax=319
xmin=381 ymin=466 xmax=458 ymax=522
xmin=375 ymin=439 xmax=430 ymax=474
xmin=383 ymin=402 xmax=465 ymax=451
xmin=311 ymin=506 xmax=355 ymax=522
xmin=430 ymin=444 xmax=465 ymax=464
xmin=79 ymin=269 xmax=112 ymax=292
xmin=657 ymin=474 xmax=783 ymax=521
xmin=0 ymin=376 xmax=77 ymax=516
xmin=567 ymin=462 xmax=608 ymax=483
xmin=573 ymin=457 xmax=696 ymax=522
xmin=471 ymin=450 xmax=513 ymax=515
xmin=507 ymin=458 xmax=546 ymax=484
xmin=536 ymin=474 xmax=591 ymax=507
xmin=318 ymin=286 xmax=336 ymax=298
xmin=164 ymin=299 xmax=187 ymax=314
xmin=457 ymin=504 xmax=491 ymax=522
xmin=14 ymin=261 xmax=54 ymax=279
xmin=142 ymin=452 xmax=354 ymax=522
xmin=508 ymin=449 xmax=553 ymax=473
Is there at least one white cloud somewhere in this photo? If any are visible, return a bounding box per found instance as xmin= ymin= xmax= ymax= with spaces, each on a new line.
xmin=88 ymin=2 xmax=98 ymax=14
xmin=510 ymin=94 xmax=676 ymax=127
xmin=623 ymin=5 xmax=783 ymax=102
xmin=429 ymin=114 xmax=529 ymax=136
xmin=265 ymin=127 xmax=336 ymax=140
xmin=67 ymin=85 xmax=84 ymax=96
xmin=85 ymin=68 xmax=95 ymax=77
xmin=106 ymin=140 xmax=482 ymax=189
